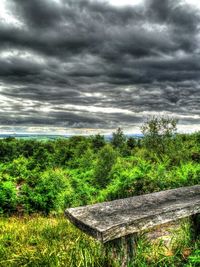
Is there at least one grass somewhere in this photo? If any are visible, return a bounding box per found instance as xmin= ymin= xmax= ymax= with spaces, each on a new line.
xmin=0 ymin=216 xmax=199 ymax=267
xmin=0 ymin=215 xmax=103 ymax=267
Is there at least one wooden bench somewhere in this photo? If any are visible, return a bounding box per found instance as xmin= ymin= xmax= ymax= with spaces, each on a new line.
xmin=65 ymin=185 xmax=200 ymax=266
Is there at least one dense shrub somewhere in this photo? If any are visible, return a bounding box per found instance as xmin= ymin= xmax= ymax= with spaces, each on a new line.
xmin=0 ymin=181 xmax=17 ymax=213
xmin=19 ymin=169 xmax=72 ymax=214
xmin=0 ymin=128 xmax=199 ymax=214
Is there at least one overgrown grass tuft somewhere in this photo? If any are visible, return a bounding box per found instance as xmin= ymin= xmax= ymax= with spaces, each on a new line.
xmin=0 ymin=215 xmax=104 ymax=267
xmin=0 ymin=216 xmax=199 ymax=267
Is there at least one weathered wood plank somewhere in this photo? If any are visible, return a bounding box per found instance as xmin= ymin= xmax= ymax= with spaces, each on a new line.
xmin=104 ymin=234 xmax=137 ymax=267
xmin=65 ymin=185 xmax=200 ymax=243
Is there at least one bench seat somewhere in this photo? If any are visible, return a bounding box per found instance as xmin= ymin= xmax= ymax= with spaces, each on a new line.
xmin=65 ymin=185 xmax=200 ymax=243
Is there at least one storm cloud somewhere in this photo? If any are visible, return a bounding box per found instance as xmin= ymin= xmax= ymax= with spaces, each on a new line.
xmin=0 ymin=0 xmax=200 ymax=133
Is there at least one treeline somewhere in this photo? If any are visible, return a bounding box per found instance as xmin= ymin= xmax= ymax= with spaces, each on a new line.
xmin=0 ymin=118 xmax=200 ymax=215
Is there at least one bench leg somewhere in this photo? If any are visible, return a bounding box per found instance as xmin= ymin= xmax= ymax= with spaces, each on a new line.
xmin=191 ymin=213 xmax=200 ymax=239
xmin=104 ymin=234 xmax=137 ymax=267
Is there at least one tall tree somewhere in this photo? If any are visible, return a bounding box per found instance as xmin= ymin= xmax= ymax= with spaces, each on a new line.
xmin=111 ymin=128 xmax=126 ymax=150
xmin=141 ymin=116 xmax=178 ymax=156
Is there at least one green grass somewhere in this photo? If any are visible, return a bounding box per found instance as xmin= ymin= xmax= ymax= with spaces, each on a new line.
xmin=0 ymin=216 xmax=199 ymax=267
xmin=0 ymin=215 xmax=104 ymax=267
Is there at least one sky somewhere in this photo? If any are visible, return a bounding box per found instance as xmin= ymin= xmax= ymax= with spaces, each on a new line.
xmin=0 ymin=0 xmax=200 ymax=135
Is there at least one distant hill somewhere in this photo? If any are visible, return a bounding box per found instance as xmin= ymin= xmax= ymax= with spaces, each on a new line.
xmin=0 ymin=133 xmax=69 ymax=140
xmin=0 ymin=133 xmax=143 ymax=140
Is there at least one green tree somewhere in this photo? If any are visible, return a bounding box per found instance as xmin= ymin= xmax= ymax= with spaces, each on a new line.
xmin=94 ymin=144 xmax=118 ymax=188
xmin=141 ymin=116 xmax=178 ymax=157
xmin=91 ymin=134 xmax=105 ymax=151
xmin=127 ymin=137 xmax=136 ymax=150
xmin=111 ymin=128 xmax=126 ymax=150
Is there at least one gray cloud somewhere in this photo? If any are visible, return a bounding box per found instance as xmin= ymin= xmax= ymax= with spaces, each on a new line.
xmin=0 ymin=0 xmax=199 ymax=133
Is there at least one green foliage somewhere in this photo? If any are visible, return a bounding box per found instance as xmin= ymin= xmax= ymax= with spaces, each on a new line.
xmin=0 ymin=127 xmax=200 ymax=216
xmin=0 ymin=127 xmax=199 ymax=215
xmin=111 ymin=127 xmax=126 ymax=150
xmin=20 ymin=169 xmax=72 ymax=214
xmin=187 ymin=248 xmax=200 ymax=266
xmin=141 ymin=116 xmax=178 ymax=158
xmin=127 ymin=136 xmax=137 ymax=150
xmin=91 ymin=134 xmax=106 ymax=151
xmin=0 ymin=156 xmax=30 ymax=182
xmin=0 ymin=140 xmax=17 ymax=162
xmin=0 ymin=125 xmax=199 ymax=266
xmin=94 ymin=144 xmax=118 ymax=188
xmin=0 ymin=181 xmax=17 ymax=214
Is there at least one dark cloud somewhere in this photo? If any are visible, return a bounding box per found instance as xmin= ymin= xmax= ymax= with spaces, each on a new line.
xmin=0 ymin=0 xmax=199 ymax=132
xmin=11 ymin=0 xmax=63 ymax=29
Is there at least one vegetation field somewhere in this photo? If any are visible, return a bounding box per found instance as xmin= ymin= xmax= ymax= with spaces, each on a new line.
xmin=0 ymin=216 xmax=199 ymax=267
xmin=0 ymin=118 xmax=200 ymax=266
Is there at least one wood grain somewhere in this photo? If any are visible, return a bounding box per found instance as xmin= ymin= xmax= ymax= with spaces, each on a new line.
xmin=65 ymin=185 xmax=200 ymax=243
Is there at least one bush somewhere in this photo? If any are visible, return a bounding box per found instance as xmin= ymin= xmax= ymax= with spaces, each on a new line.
xmin=0 ymin=181 xmax=18 ymax=213
xmin=20 ymin=169 xmax=73 ymax=214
